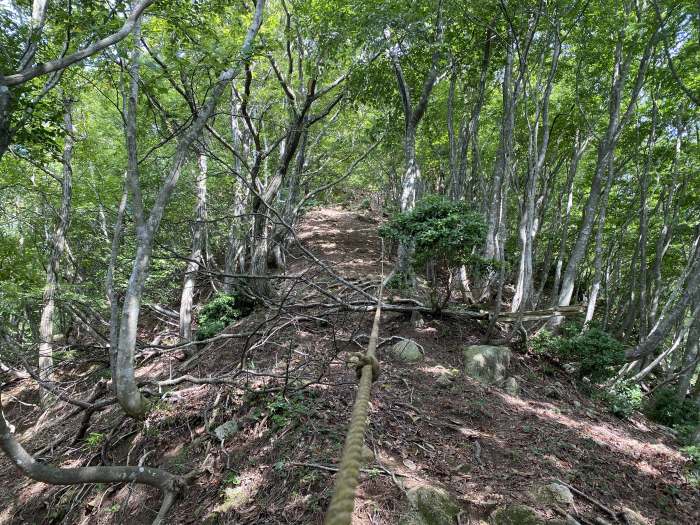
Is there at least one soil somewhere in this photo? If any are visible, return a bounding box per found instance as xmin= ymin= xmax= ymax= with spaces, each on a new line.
xmin=0 ymin=206 xmax=697 ymax=525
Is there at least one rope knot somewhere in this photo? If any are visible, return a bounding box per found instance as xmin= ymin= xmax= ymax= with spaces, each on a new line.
xmin=348 ymin=352 xmax=380 ymax=382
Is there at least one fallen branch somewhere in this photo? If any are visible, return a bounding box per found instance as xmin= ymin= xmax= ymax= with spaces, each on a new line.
xmin=553 ymin=478 xmax=619 ymax=522
xmin=288 ymin=461 xmax=407 ymax=477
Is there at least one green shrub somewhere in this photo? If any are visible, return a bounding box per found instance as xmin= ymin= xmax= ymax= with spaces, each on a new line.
xmin=195 ymin=293 xmax=255 ymax=341
xmin=530 ymin=323 xmax=626 ymax=383
xmin=379 ymin=195 xmax=486 ymax=309
xmin=681 ymin=444 xmax=700 ymax=486
xmin=597 ymin=381 xmax=643 ymax=418
xmin=644 ymin=388 xmax=700 ymax=429
xmin=379 ymin=195 xmax=486 ymax=268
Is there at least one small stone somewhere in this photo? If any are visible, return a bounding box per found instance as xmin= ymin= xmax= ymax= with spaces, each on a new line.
xmin=399 ymin=485 xmax=460 ymax=525
xmin=503 ymin=377 xmax=519 ymax=396
xmin=619 ymin=507 xmax=649 ymax=525
xmin=391 ymin=340 xmax=424 ymax=363
xmin=436 ymin=374 xmax=453 ymax=387
xmin=411 ymin=311 xmax=426 ymax=328
xmin=533 ymin=482 xmax=574 ymax=507
xmin=463 ymin=345 xmax=512 ymax=385
xmin=213 ymin=486 xmax=251 ymax=513
xmin=489 ymin=504 xmax=545 ymax=525
xmin=213 ymin=419 xmax=239 ymax=442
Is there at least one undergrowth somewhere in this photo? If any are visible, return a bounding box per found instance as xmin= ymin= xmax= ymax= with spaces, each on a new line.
xmin=196 ymin=293 xmax=255 ymax=341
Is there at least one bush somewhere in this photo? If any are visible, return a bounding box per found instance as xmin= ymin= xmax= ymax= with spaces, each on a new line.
xmin=195 ymin=293 xmax=255 ymax=341
xmin=379 ymin=195 xmax=486 ymax=309
xmin=379 ymin=195 xmax=486 ymax=268
xmin=530 ymin=323 xmax=626 ymax=383
xmin=597 ymin=381 xmax=643 ymax=418
xmin=644 ymin=388 xmax=700 ymax=429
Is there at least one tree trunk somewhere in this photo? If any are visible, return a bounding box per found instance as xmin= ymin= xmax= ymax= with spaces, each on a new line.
xmin=637 ymin=98 xmax=658 ymax=340
xmin=38 ymin=100 xmax=74 ymax=405
xmin=556 ymin=23 xmax=658 ymax=310
xmin=512 ymin=22 xmax=560 ymax=313
xmin=649 ymin=121 xmax=683 ymax=326
xmin=388 ymin=17 xmax=442 ymax=279
xmin=396 ymin=124 xmax=419 ymax=276
xmin=584 ymin=154 xmax=614 ymax=324
xmin=677 ymin=309 xmax=700 ymax=399
xmin=106 ymin=182 xmax=128 ymax=391
xmin=179 ymin=152 xmax=208 ymax=341
xmin=626 ymin=253 xmax=700 ymax=361
xmin=484 ymin=41 xmax=515 ymax=264
xmin=114 ymin=0 xmax=265 ymax=418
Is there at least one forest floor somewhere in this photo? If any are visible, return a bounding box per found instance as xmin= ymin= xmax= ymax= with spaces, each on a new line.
xmin=0 ymin=206 xmax=698 ymax=524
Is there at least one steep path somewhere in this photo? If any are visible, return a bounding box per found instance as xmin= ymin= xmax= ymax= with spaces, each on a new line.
xmin=0 ymin=207 xmax=697 ymax=524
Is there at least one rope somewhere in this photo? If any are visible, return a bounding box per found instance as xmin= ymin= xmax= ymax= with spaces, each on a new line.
xmin=324 ymin=279 xmax=383 ymax=525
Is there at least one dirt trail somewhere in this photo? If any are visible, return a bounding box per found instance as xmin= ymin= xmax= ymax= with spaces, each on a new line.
xmin=0 ymin=207 xmax=697 ymax=524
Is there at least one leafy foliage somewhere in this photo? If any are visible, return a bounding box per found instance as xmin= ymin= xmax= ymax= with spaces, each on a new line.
xmin=195 ymin=293 xmax=255 ymax=341
xmin=596 ymin=381 xmax=644 ymax=419
xmin=531 ymin=323 xmax=626 ymax=383
xmin=379 ymin=195 xmax=486 ymax=268
xmin=379 ymin=195 xmax=486 ymax=308
xmin=644 ymin=388 xmax=700 ymax=429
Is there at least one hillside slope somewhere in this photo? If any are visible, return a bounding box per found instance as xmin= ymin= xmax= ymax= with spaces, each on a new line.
xmin=0 ymin=207 xmax=697 ymax=524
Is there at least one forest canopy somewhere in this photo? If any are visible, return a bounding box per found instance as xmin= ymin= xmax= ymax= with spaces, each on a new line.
xmin=0 ymin=0 xmax=699 ymax=523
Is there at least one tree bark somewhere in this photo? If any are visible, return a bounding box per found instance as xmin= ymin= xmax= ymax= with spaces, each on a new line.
xmin=556 ymin=20 xmax=658 ymax=310
xmin=0 ymin=395 xmax=180 ymax=525
xmin=512 ymin=23 xmax=560 ymax=312
xmin=38 ymin=100 xmax=73 ymax=405
xmin=114 ymin=0 xmax=266 ymax=418
xmin=388 ymin=14 xmax=443 ymax=278
xmin=179 ymin=152 xmax=208 ymax=341
xmin=626 ymin=243 xmax=700 ymax=361
xmin=677 ymin=308 xmax=700 ymax=399
xmin=585 ymin=153 xmax=615 ymax=324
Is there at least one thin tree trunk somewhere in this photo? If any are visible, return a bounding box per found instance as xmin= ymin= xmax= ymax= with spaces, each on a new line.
xmin=626 ymin=238 xmax=700 ymax=361
xmin=114 ymin=0 xmax=265 ymax=418
xmin=677 ymin=308 xmax=700 ymax=398
xmin=637 ymin=97 xmax=658 ymax=340
xmin=38 ymin=99 xmax=73 ymax=405
xmin=649 ymin=121 xmax=683 ymax=325
xmin=388 ymin=13 xmax=443 ymax=279
xmin=106 ymin=181 xmax=128 ymax=390
xmin=179 ymin=152 xmax=208 ymax=341
xmin=556 ymin=22 xmax=658 ymax=310
xmin=484 ymin=41 xmax=515 ymax=264
xmin=585 ymin=153 xmax=615 ymax=324
xmin=512 ymin=24 xmax=560 ymax=312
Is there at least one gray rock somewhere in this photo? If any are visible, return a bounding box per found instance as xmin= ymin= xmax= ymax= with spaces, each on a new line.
xmin=619 ymin=508 xmax=649 ymax=525
xmin=489 ymin=504 xmax=545 ymax=525
xmin=532 ymin=482 xmax=574 ymax=507
xmin=391 ymin=339 xmax=424 ymax=363
xmin=213 ymin=419 xmax=239 ymax=442
xmin=463 ymin=345 xmax=512 ymax=385
xmin=503 ymin=377 xmax=519 ymax=396
xmin=399 ymin=485 xmax=460 ymax=525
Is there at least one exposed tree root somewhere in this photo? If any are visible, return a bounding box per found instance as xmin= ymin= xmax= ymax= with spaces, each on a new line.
xmin=0 ymin=393 xmax=196 ymax=525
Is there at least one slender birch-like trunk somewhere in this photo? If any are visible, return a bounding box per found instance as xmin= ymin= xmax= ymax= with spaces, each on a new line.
xmin=556 ymin=19 xmax=658 ymax=310
xmin=114 ymin=0 xmax=266 ymax=418
xmin=38 ymin=100 xmax=73 ymax=405
xmin=585 ymin=154 xmax=615 ymax=324
xmin=179 ymin=152 xmax=208 ymax=341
